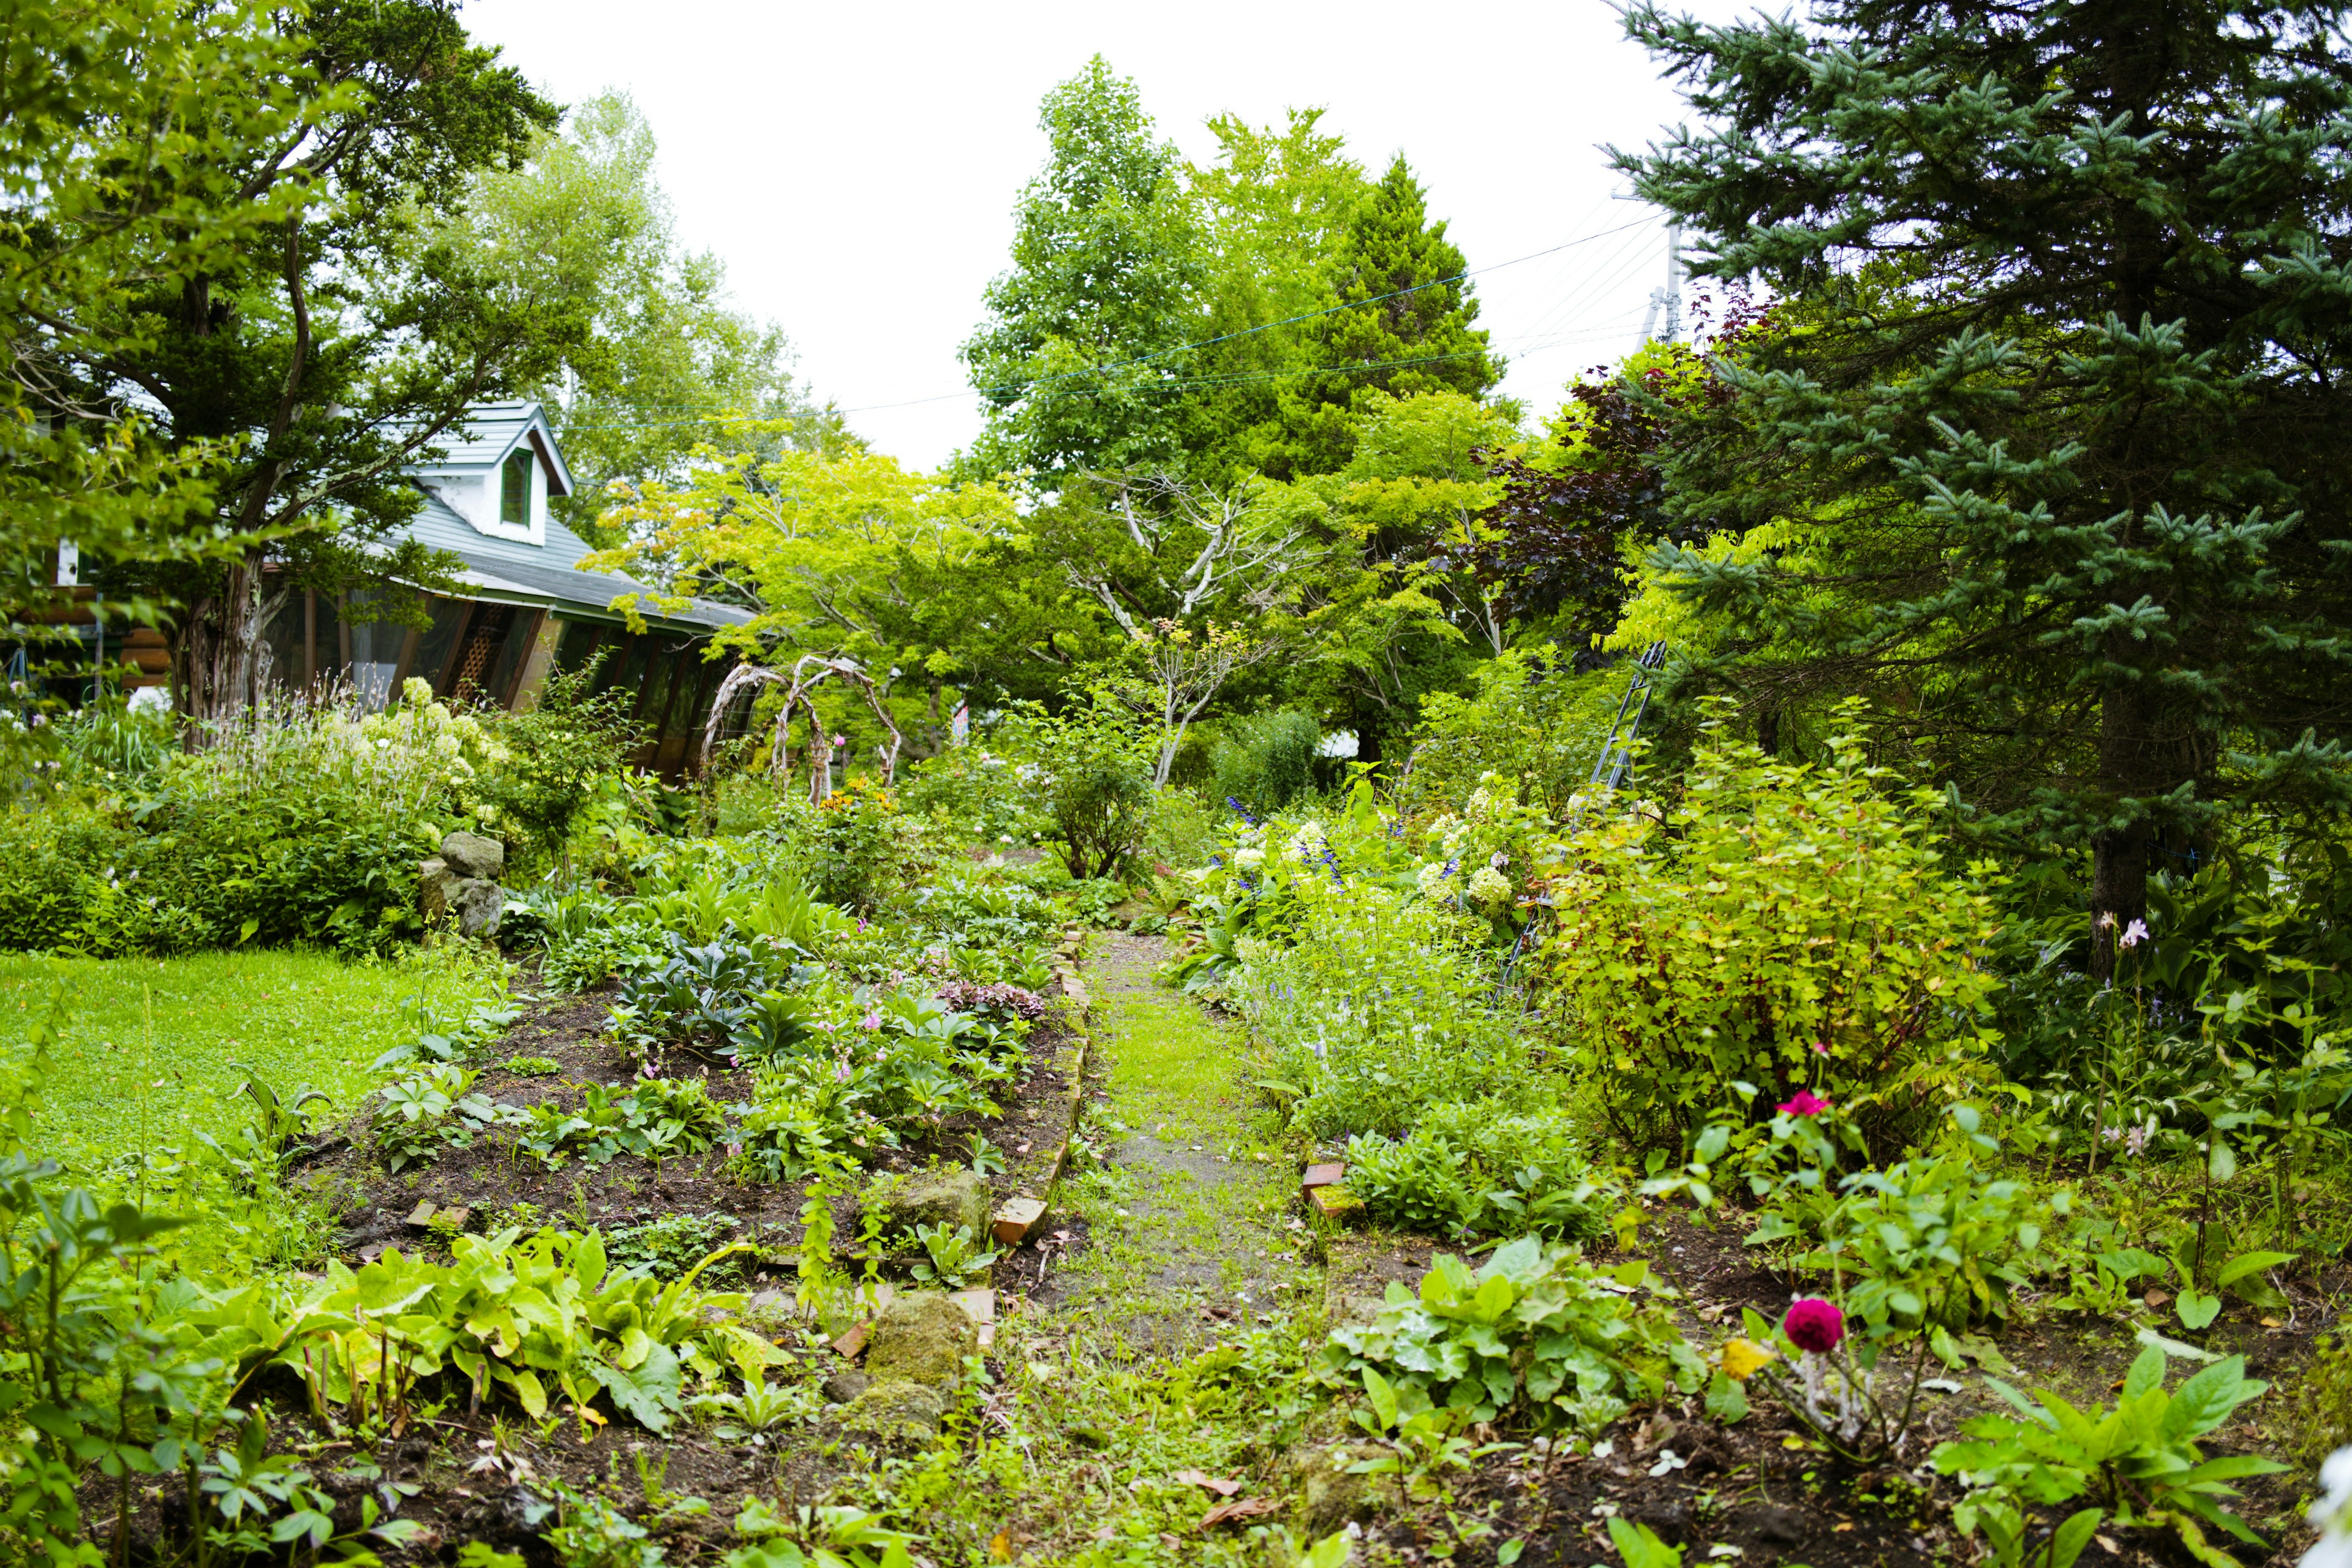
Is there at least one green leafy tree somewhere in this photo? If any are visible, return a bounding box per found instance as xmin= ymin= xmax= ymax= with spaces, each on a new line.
xmin=75 ymin=1 xmax=604 ymax=723
xmin=464 ymin=92 xmax=846 ymax=548
xmin=2 ymin=0 xmax=316 ymax=627
xmin=1616 ymin=0 xmax=2352 ymax=976
xmin=960 ymin=56 xmax=1204 ymax=488
xmin=1254 ymin=156 xmax=1503 ymax=478
xmin=1179 ymin=109 xmax=1374 ymax=481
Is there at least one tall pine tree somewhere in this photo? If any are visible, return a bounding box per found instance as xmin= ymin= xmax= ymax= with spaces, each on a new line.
xmin=1618 ymin=0 xmax=2352 ymax=975
xmin=1250 ymin=156 xmax=1502 ymax=478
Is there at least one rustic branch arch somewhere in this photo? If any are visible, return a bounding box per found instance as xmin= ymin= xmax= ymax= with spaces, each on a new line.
xmin=700 ymin=655 xmax=904 ymax=802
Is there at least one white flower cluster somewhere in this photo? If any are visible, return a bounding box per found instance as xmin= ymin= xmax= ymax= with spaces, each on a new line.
xmin=1233 ymin=846 xmax=1265 ymax=870
xmin=1415 ymin=861 xmax=1451 ymax=895
xmin=1283 ymin=821 xmax=1327 ymax=864
xmin=1467 ymin=865 xmax=1513 ymax=909
xmin=2306 ymin=1448 xmax=2352 ymax=1568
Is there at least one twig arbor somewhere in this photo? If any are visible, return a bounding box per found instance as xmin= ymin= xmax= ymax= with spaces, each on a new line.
xmin=699 ymin=655 xmax=903 ymax=802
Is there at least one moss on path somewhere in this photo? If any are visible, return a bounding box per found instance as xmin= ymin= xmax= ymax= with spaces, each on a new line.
xmin=1046 ymin=932 xmax=1319 ymax=1351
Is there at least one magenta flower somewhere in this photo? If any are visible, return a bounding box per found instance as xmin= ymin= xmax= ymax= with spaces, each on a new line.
xmin=1809 ymin=1039 xmax=1830 ymax=1057
xmin=1778 ymin=1090 xmax=1831 ymax=1117
xmin=859 ymin=1012 xmax=881 ymax=1030
xmin=1784 ymin=1297 xmax=1845 ymax=1354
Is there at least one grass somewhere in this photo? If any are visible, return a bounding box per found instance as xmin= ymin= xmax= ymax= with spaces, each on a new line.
xmin=2 ymin=943 xmax=501 ymax=1164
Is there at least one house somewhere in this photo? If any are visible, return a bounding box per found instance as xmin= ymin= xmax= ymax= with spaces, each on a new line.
xmin=99 ymin=400 xmax=752 ymax=774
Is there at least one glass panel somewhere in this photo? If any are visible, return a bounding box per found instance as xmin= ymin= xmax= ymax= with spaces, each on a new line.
xmin=635 ymin=643 xmax=678 ymax=729
xmin=554 ymin=617 xmax=601 ymax=677
xmin=482 ymin=610 xmax=538 ymax=708
xmin=342 ymin=591 xmax=409 ymax=710
xmin=501 ymin=450 xmax=532 ymax=526
xmin=410 ymin=597 xmax=470 ymax=695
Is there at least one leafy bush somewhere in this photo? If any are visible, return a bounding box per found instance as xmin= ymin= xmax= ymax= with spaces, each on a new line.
xmin=1319 ymin=1238 xmax=1705 ymax=1431
xmin=901 ymin=744 xmax=1049 ymax=847
xmin=605 ymin=1211 xmax=745 ymax=1281
xmin=1545 ymin=714 xmax=2000 ymax=1155
xmin=1211 ymin=708 xmax=1320 ymax=820
xmin=370 ymin=1063 xmax=497 ymax=1173
xmin=809 ymin=777 xmax=925 ymax=913
xmin=471 ymin=661 xmax=641 ymax=872
xmin=1932 ymin=1343 xmax=2282 ymax=1568
xmin=1002 ymin=697 xmax=1155 ymax=881
xmin=1406 ymin=646 xmax=1623 ymax=816
xmin=190 ymin=1226 xmax=774 ymax=1438
xmin=1343 ymin=1102 xmax=1617 ymax=1241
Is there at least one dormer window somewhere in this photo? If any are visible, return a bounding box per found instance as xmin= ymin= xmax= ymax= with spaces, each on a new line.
xmin=500 ymin=449 xmax=533 ymax=527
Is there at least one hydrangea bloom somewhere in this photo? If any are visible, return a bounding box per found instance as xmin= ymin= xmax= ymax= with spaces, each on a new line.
xmin=1784 ymin=1297 xmax=1845 ymax=1354
xmin=1467 ymin=865 xmax=1513 ymax=908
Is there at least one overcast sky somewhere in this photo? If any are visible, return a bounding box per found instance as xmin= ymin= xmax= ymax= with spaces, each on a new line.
xmin=457 ymin=0 xmax=1747 ymax=469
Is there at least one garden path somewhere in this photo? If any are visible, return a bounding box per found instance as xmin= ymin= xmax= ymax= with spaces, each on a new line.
xmin=1042 ymin=932 xmax=1317 ymax=1352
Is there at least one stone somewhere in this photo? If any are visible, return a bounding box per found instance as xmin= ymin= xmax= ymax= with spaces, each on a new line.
xmin=837 ymin=1378 xmax=944 ymax=1438
xmin=439 ymin=831 xmax=505 ymax=881
xmin=992 ymin=1196 xmax=1048 ymax=1248
xmin=419 ymin=859 xmax=461 ymax=922
xmin=881 ymin=1168 xmax=987 ymax=1238
xmin=405 ymin=1200 xmax=437 ymax=1229
xmin=821 ymin=1369 xmax=871 ymax=1405
xmin=1297 ymin=1442 xmax=1385 ymax=1532
xmin=863 ymin=1290 xmax=978 ymax=1393
xmin=453 ymin=878 xmax=504 ymax=940
xmin=949 ymin=1287 xmax=995 ymax=1325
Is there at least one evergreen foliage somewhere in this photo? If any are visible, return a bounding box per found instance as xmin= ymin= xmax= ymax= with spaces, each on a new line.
xmin=1615 ymin=0 xmax=2352 ymax=973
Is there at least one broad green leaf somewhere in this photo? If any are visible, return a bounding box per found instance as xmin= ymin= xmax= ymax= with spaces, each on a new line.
xmin=2214 ymin=1251 xmax=2293 ymax=1288
xmin=2120 ymin=1344 xmax=2168 ymax=1403
xmin=2174 ymin=1289 xmax=2220 ymax=1331
xmin=2047 ymin=1507 xmax=2104 ymax=1568
xmin=1704 ymin=1370 xmax=1748 ymax=1424
xmin=2160 ymin=1357 xmax=2261 ymax=1444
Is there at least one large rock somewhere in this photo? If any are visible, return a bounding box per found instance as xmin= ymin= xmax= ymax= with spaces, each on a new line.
xmin=837 ymin=1378 xmax=944 ymax=1439
xmin=420 ymin=856 xmax=504 ymax=941
xmin=439 ymin=831 xmax=505 ymax=881
xmin=453 ymin=879 xmax=504 ymax=940
xmin=862 ymin=1290 xmax=977 ymax=1392
xmin=880 ymin=1169 xmax=986 ymax=1238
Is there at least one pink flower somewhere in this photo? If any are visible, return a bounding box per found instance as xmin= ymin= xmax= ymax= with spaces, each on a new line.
xmin=2121 ymin=918 xmax=2150 ymax=949
xmin=1809 ymin=1039 xmax=1830 ymax=1057
xmin=859 ymin=1012 xmax=881 ymax=1030
xmin=1778 ymin=1090 xmax=1831 ymax=1117
xmin=1784 ymin=1297 xmax=1845 ymax=1354
xmin=833 ymin=1061 xmax=851 ymax=1082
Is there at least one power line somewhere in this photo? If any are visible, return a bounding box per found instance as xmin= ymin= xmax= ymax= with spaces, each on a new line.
xmin=554 ymin=214 xmax=1666 ymax=433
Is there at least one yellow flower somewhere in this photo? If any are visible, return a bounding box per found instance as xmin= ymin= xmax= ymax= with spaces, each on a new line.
xmin=1721 ymin=1337 xmax=1777 ymax=1382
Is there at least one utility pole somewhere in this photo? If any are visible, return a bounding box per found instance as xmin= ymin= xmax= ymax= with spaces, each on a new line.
xmin=1615 ymin=195 xmax=1684 ymax=347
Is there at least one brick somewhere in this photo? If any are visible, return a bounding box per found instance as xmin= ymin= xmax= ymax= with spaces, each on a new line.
xmin=404 ymin=1201 xmax=437 ymax=1229
xmin=951 ymin=1287 xmax=996 ymax=1325
xmin=993 ymin=1196 xmax=1048 ymax=1247
xmin=1300 ymin=1163 xmax=1345 ymax=1189
xmin=831 ymin=1322 xmax=869 ymax=1360
xmin=1308 ymin=1185 xmax=1363 ymax=1222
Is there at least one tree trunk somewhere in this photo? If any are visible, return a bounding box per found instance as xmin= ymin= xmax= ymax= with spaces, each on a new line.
xmin=179 ymin=551 xmax=289 ymax=736
xmin=2089 ymin=685 xmax=2149 ymax=984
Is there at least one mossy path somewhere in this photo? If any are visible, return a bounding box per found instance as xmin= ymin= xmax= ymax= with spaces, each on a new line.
xmin=1044 ymin=932 xmax=1317 ymax=1351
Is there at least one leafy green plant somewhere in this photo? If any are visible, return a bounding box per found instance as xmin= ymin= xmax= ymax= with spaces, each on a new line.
xmin=605 ymin=1211 xmax=743 ymax=1280
xmin=908 ymin=1222 xmax=1000 ymax=1286
xmin=1319 ymin=1238 xmax=1703 ymax=1431
xmin=1001 ymin=696 xmax=1155 ymax=881
xmin=1342 ymin=1366 xmax=1492 ymax=1512
xmin=1932 ymin=1344 xmax=2283 ymax=1568
xmin=1343 ymin=1102 xmax=1617 ymax=1241
xmin=371 ymin=1062 xmax=496 ymax=1173
xmin=1211 ymin=708 xmax=1322 ymax=820
xmin=1545 ymin=712 xmax=2001 ymax=1155
xmin=501 ymin=1054 xmax=562 ymax=1076
xmin=188 ymin=1226 xmax=772 ymax=1441
xmin=515 ymin=1076 xmax=728 ymax=1170
xmin=725 ymin=1499 xmax=915 ymax=1568
xmin=694 ymin=1373 xmax=820 ymax=1439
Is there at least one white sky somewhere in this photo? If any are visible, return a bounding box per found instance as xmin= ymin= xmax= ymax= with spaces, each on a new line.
xmin=457 ymin=0 xmax=1744 ymax=469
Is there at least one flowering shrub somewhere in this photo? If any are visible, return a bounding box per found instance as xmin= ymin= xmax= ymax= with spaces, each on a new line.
xmin=1543 ymin=714 xmax=2002 ymax=1155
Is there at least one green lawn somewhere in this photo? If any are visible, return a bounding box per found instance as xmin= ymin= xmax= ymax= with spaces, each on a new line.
xmin=2 ymin=947 xmax=495 ymax=1164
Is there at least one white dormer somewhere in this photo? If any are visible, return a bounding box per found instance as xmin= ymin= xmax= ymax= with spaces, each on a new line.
xmin=408 ymin=401 xmax=574 ymax=548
